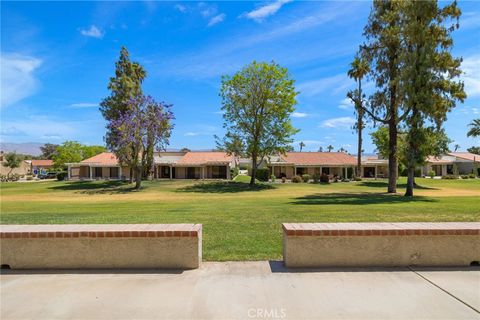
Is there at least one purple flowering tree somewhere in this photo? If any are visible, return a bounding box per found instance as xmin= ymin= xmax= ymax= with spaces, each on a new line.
xmin=107 ymin=95 xmax=174 ymax=189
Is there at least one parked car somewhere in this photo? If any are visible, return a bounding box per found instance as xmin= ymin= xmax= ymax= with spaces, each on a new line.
xmin=39 ymin=172 xmax=57 ymax=179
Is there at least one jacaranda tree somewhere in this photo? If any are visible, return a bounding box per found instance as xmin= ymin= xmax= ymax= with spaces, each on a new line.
xmin=107 ymin=95 xmax=174 ymax=189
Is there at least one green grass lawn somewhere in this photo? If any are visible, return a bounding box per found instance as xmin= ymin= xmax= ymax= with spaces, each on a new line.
xmin=1 ymin=177 xmax=479 ymax=260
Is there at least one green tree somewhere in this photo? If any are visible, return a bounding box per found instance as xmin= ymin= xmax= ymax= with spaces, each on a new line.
xmin=326 ymin=145 xmax=334 ymax=152
xmin=401 ymin=0 xmax=465 ymax=196
xmin=359 ymin=0 xmax=407 ymax=193
xmin=40 ymin=143 xmax=59 ymax=160
xmin=467 ymin=146 xmax=480 ymax=155
xmin=2 ymin=152 xmax=22 ymax=178
xmin=299 ymin=141 xmax=305 ymax=152
xmin=467 ymin=119 xmax=480 ymax=137
xmin=52 ymin=141 xmax=84 ymax=169
xmin=347 ymin=55 xmax=370 ymax=178
xmin=454 ymin=144 xmax=460 ymax=152
xmin=217 ymin=61 xmax=299 ymax=186
xmin=82 ymin=145 xmax=107 ymax=159
xmin=100 ymin=46 xmax=147 ymax=182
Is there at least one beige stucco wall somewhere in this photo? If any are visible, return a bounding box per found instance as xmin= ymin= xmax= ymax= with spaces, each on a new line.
xmin=0 ymin=160 xmax=31 ymax=176
xmin=283 ymin=234 xmax=480 ymax=267
xmin=175 ymin=167 xmax=186 ymax=179
xmin=1 ymin=236 xmax=201 ymax=269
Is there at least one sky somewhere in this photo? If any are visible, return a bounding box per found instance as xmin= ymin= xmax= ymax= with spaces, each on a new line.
xmin=1 ymin=0 xmax=479 ymax=153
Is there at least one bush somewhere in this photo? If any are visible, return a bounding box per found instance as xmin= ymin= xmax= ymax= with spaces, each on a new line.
xmin=354 ymin=177 xmax=362 ymax=181
xmin=270 ymin=174 xmax=276 ymax=183
xmin=302 ymin=174 xmax=310 ymax=183
xmin=230 ymin=167 xmax=239 ymax=179
xmin=442 ymin=174 xmax=458 ymax=180
xmin=341 ymin=178 xmax=350 ymax=182
xmin=469 ymin=173 xmax=477 ymax=179
xmin=281 ymin=176 xmax=286 ymax=183
xmin=291 ymin=175 xmax=302 ymax=183
xmin=255 ymin=168 xmax=270 ymax=182
xmin=312 ymin=174 xmax=320 ymax=183
xmin=427 ymin=170 xmax=435 ymax=178
xmin=320 ymin=173 xmax=330 ymax=183
xmin=461 ymin=175 xmax=469 ymax=179
xmin=56 ymin=172 xmax=67 ymax=181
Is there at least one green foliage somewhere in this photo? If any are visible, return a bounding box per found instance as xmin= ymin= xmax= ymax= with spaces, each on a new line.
xmin=217 ymin=61 xmax=299 ymax=185
xmin=291 ymin=175 xmax=302 ymax=183
xmin=56 ymin=172 xmax=68 ymax=181
xmin=469 ymin=173 xmax=477 ymax=179
xmin=270 ymin=174 xmax=276 ymax=183
xmin=460 ymin=175 xmax=469 ymax=180
xmin=354 ymin=177 xmax=362 ymax=181
xmin=428 ymin=170 xmax=435 ymax=178
xmin=40 ymin=143 xmax=59 ymax=160
xmin=442 ymin=174 xmax=458 ymax=180
xmin=231 ymin=167 xmax=239 ymax=179
xmin=2 ymin=152 xmax=22 ymax=176
xmin=312 ymin=174 xmax=320 ymax=183
xmin=467 ymin=146 xmax=480 ymax=155
xmin=467 ymin=119 xmax=480 ymax=138
xmin=255 ymin=168 xmax=271 ymax=182
xmin=82 ymin=145 xmax=107 ymax=159
xmin=52 ymin=141 xmax=106 ymax=169
xmin=301 ymin=174 xmax=310 ymax=183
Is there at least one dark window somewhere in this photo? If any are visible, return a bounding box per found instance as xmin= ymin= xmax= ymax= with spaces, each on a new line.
xmin=110 ymin=167 xmax=119 ymax=178
xmin=187 ymin=167 xmax=200 ymax=179
xmin=446 ymin=165 xmax=453 ymax=175
xmin=212 ymin=166 xmax=227 ymax=179
xmin=94 ymin=167 xmax=102 ymax=178
xmin=322 ymin=167 xmax=330 ymax=175
xmin=296 ymin=167 xmax=306 ymax=175
xmin=161 ymin=166 xmax=170 ymax=178
xmin=363 ymin=167 xmax=375 ymax=178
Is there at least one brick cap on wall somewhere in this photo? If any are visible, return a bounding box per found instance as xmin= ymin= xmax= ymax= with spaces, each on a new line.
xmin=0 ymin=224 xmax=202 ymax=239
xmin=282 ymin=222 xmax=480 ymax=236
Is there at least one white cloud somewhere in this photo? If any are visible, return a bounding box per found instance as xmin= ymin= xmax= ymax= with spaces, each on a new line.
xmin=184 ymin=132 xmax=199 ymax=136
xmin=1 ymin=53 xmax=42 ymax=107
xmin=338 ymin=98 xmax=354 ymax=110
xmin=298 ymin=74 xmax=351 ymax=97
xmin=199 ymin=2 xmax=217 ymax=17
xmin=80 ymin=25 xmax=104 ymax=39
xmin=461 ymin=55 xmax=480 ymax=97
xmin=68 ymin=103 xmax=99 ymax=108
xmin=292 ymin=112 xmax=308 ymax=118
xmin=208 ymin=14 xmax=226 ymax=27
xmin=175 ymin=4 xmax=187 ymax=13
xmin=213 ymin=110 xmax=225 ymax=115
xmin=461 ymin=12 xmax=480 ymax=30
xmin=243 ymin=0 xmax=292 ymax=22
xmin=320 ymin=117 xmax=355 ymax=129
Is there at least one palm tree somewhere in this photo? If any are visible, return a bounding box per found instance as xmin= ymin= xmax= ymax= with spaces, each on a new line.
xmin=318 ymin=146 xmax=323 ymax=152
xmin=299 ymin=141 xmax=305 ymax=152
xmin=347 ymin=55 xmax=370 ymax=178
xmin=467 ymin=119 xmax=480 ymax=137
xmin=454 ymin=144 xmax=460 ymax=152
xmin=327 ymin=145 xmax=334 ymax=152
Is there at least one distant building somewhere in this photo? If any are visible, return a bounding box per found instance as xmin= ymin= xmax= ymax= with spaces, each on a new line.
xmin=31 ymin=160 xmax=54 ymax=175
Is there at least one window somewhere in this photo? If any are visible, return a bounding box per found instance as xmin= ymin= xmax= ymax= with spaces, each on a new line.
xmin=110 ymin=167 xmax=119 ymax=178
xmin=94 ymin=167 xmax=102 ymax=178
xmin=212 ymin=166 xmax=227 ymax=179
xmin=321 ymin=167 xmax=330 ymax=175
xmin=187 ymin=167 xmax=200 ymax=179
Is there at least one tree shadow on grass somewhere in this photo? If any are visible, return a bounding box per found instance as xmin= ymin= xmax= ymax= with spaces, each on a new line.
xmin=358 ymin=181 xmax=438 ymax=190
xmin=48 ymin=181 xmax=144 ymax=195
xmin=177 ymin=181 xmax=275 ymax=193
xmin=291 ymin=192 xmax=436 ymax=206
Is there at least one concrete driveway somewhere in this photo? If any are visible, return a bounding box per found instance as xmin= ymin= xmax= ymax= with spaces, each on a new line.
xmin=1 ymin=262 xmax=479 ymax=319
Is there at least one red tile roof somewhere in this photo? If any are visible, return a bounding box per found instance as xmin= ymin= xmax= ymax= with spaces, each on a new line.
xmin=426 ymin=156 xmax=454 ymax=164
xmin=449 ymin=152 xmax=480 ymax=162
xmin=31 ymin=159 xmax=53 ymax=167
xmin=81 ymin=152 xmax=118 ymax=165
xmin=176 ymin=152 xmax=233 ymax=165
xmin=279 ymin=152 xmax=357 ymax=166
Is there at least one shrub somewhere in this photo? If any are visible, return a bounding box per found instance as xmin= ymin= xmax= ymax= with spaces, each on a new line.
xmin=342 ymin=178 xmax=350 ymax=182
xmin=302 ymin=174 xmax=310 ymax=183
xmin=56 ymin=172 xmax=67 ymax=181
xmin=442 ymin=174 xmax=458 ymax=180
xmin=469 ymin=173 xmax=477 ymax=179
xmin=461 ymin=175 xmax=469 ymax=179
xmin=312 ymin=174 xmax=320 ymax=183
xmin=320 ymin=173 xmax=329 ymax=183
xmin=291 ymin=175 xmax=302 ymax=183
xmin=281 ymin=176 xmax=286 ymax=183
xmin=255 ymin=168 xmax=270 ymax=182
xmin=231 ymin=167 xmax=239 ymax=179
xmin=270 ymin=174 xmax=276 ymax=183
xmin=427 ymin=170 xmax=435 ymax=178
xmin=354 ymin=177 xmax=362 ymax=181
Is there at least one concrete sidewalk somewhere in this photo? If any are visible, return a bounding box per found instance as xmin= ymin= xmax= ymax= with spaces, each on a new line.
xmin=1 ymin=262 xmax=479 ymax=319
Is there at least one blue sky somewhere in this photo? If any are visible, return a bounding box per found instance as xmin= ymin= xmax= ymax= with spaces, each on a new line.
xmin=1 ymin=1 xmax=479 ymax=153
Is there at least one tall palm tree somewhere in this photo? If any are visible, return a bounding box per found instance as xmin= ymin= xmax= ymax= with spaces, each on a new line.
xmin=454 ymin=144 xmax=460 ymax=152
xmin=467 ymin=119 xmax=480 ymax=137
xmin=347 ymin=56 xmax=370 ymax=178
xmin=299 ymin=141 xmax=305 ymax=152
xmin=327 ymin=145 xmax=334 ymax=152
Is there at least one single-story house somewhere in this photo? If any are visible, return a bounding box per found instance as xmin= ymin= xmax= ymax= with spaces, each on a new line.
xmin=31 ymin=159 xmax=54 ymax=175
xmin=267 ymin=152 xmax=357 ymax=179
xmin=360 ymin=155 xmax=390 ymax=178
xmin=67 ymin=151 xmax=237 ymax=180
xmin=422 ymin=152 xmax=479 ymax=176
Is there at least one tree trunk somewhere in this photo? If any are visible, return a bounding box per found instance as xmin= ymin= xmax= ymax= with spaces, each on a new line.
xmin=129 ymin=167 xmax=134 ymax=183
xmin=387 ymin=119 xmax=398 ymax=193
xmin=357 ymin=123 xmax=362 ymax=178
xmin=405 ymin=165 xmax=415 ymax=197
xmin=135 ymin=166 xmax=142 ymax=190
xmin=250 ymin=154 xmax=257 ymax=186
